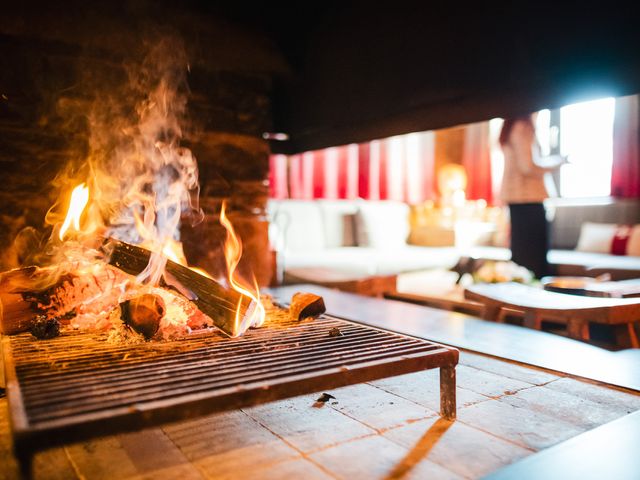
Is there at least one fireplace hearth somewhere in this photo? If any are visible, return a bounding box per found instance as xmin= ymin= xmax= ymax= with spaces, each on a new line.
xmin=4 ymin=310 xmax=458 ymax=475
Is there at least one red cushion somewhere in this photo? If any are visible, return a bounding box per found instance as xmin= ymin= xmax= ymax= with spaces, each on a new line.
xmin=611 ymin=225 xmax=632 ymax=255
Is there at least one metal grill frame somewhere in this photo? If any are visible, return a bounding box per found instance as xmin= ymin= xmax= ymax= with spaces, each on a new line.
xmin=3 ymin=313 xmax=458 ymax=474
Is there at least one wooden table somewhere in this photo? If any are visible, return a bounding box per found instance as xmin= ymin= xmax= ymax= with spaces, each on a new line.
xmin=542 ymin=277 xmax=640 ymax=298
xmin=465 ymin=282 xmax=640 ymax=348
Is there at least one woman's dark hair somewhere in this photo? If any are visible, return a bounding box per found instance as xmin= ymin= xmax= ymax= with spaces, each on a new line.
xmin=499 ymin=114 xmax=534 ymax=146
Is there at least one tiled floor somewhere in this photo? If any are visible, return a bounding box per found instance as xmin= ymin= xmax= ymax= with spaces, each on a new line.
xmin=2 ymin=350 xmax=639 ymax=479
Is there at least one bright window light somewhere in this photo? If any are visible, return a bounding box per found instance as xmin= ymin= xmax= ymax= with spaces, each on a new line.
xmin=559 ymin=97 xmax=615 ymax=198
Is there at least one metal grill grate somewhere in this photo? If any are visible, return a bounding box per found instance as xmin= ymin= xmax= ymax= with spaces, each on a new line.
xmin=3 ymin=313 xmax=458 ymax=468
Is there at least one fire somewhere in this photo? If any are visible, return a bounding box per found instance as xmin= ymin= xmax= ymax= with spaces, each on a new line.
xmin=161 ymin=240 xmax=213 ymax=280
xmin=59 ymin=183 xmax=90 ymax=241
xmin=219 ymin=201 xmax=265 ymax=334
xmin=16 ymin=40 xmax=270 ymax=341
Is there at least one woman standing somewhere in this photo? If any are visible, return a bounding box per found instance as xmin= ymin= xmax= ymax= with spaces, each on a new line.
xmin=499 ymin=114 xmax=567 ymax=278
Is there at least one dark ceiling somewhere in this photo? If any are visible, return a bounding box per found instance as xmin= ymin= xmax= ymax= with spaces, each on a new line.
xmin=4 ymin=1 xmax=640 ymax=153
xmin=262 ymin=1 xmax=640 ymax=153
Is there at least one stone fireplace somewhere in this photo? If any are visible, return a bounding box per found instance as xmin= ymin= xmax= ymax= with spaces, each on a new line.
xmin=0 ymin=4 xmax=288 ymax=285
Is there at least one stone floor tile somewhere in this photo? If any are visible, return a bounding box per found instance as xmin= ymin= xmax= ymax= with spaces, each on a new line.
xmin=370 ymin=370 xmax=490 ymax=412
xmin=328 ymin=383 xmax=436 ymax=431
xmin=457 ymin=398 xmax=585 ymax=450
xmin=117 ymin=429 xmax=195 ymax=477
xmin=499 ymin=384 xmax=633 ymax=429
xmin=383 ymin=417 xmax=532 ymax=478
xmin=163 ymin=410 xmax=300 ymax=477
xmin=243 ymin=394 xmax=375 ymax=453
xmin=235 ymin=458 xmax=335 ymax=480
xmin=454 ymin=364 xmax=533 ymax=398
xmin=128 ymin=463 xmax=204 ymax=480
xmin=309 ymin=434 xmax=463 ymax=480
xmin=65 ymin=437 xmax=139 ymax=480
xmin=544 ymin=377 xmax=640 ymax=412
xmin=460 ymin=352 xmax=560 ymax=385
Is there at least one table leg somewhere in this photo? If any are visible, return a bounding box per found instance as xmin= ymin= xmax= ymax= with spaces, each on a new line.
xmin=15 ymin=449 xmax=33 ymax=480
xmin=483 ymin=305 xmax=502 ymax=322
xmin=523 ymin=312 xmax=542 ymax=330
xmin=614 ymin=323 xmax=639 ymax=349
xmin=567 ymin=319 xmax=589 ymax=341
xmin=440 ymin=366 xmax=456 ymax=420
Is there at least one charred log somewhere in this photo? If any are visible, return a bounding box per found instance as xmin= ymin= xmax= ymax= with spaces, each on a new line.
xmin=120 ymin=294 xmax=164 ymax=339
xmin=289 ymin=292 xmax=326 ymax=321
xmin=107 ymin=240 xmax=256 ymax=337
xmin=0 ymin=267 xmax=50 ymax=334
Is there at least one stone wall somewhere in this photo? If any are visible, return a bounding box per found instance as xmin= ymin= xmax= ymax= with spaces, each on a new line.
xmin=0 ymin=4 xmax=288 ymax=285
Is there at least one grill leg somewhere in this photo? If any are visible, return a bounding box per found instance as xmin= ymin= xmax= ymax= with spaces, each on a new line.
xmin=439 ymin=366 xmax=456 ymax=420
xmin=16 ymin=450 xmax=33 ymax=480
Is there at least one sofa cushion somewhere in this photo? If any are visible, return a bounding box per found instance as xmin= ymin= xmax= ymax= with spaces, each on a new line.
xmin=625 ymin=226 xmax=640 ymax=256
xmin=318 ymin=200 xmax=358 ymax=248
xmin=280 ymin=244 xmax=511 ymax=277
xmin=575 ymin=222 xmax=618 ymax=253
xmin=547 ymin=198 xmax=640 ymax=249
xmin=549 ymin=249 xmax=640 ymax=271
xmin=268 ymin=200 xmax=326 ymax=252
xmin=281 ymin=247 xmax=380 ymax=276
xmin=355 ymin=200 xmax=410 ymax=248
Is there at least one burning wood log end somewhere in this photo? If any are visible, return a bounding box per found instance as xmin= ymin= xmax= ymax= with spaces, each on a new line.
xmin=289 ymin=292 xmax=326 ymax=321
xmin=121 ymin=294 xmax=165 ymax=339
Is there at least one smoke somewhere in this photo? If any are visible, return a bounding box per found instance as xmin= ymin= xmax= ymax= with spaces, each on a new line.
xmin=95 ymin=34 xmax=202 ymax=285
xmin=100 ymin=37 xmax=202 ymax=285
xmin=13 ymin=31 xmax=203 ymax=289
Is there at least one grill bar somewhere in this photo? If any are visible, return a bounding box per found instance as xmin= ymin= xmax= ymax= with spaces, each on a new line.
xmin=18 ymin=324 xmax=383 ymax=385
xmin=22 ymin=336 xmax=436 ymax=402
xmin=3 ymin=313 xmax=458 ymax=475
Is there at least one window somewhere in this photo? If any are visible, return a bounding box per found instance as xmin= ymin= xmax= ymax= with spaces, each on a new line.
xmin=489 ymin=97 xmax=616 ymax=200
xmin=557 ymin=97 xmax=615 ymax=197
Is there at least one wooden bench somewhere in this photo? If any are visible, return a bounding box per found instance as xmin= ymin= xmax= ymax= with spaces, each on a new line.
xmin=464 ymin=282 xmax=640 ymax=348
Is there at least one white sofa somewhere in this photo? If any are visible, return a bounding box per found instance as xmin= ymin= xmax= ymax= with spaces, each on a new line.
xmin=268 ymin=198 xmax=640 ymax=284
xmin=267 ymin=199 xmax=509 ymax=281
xmin=546 ymin=198 xmax=640 ymax=278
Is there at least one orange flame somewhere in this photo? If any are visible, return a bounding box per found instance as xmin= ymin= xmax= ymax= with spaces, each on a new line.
xmin=59 ymin=183 xmax=90 ymax=241
xmin=219 ymin=201 xmax=265 ymax=335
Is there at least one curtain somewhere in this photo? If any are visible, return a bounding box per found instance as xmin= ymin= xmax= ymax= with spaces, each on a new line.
xmin=269 ymin=132 xmax=437 ymax=203
xmin=611 ymin=94 xmax=640 ymax=198
xmin=268 ymin=155 xmax=289 ymax=199
xmin=462 ymin=121 xmax=493 ymax=203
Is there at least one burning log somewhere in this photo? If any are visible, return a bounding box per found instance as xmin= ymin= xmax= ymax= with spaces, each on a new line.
xmin=0 ymin=265 xmax=131 ymax=335
xmin=120 ymin=294 xmax=165 ymax=339
xmin=0 ymin=289 xmax=38 ymax=335
xmin=0 ymin=267 xmax=56 ymax=335
xmin=107 ymin=240 xmax=257 ymax=337
xmin=289 ymin=292 xmax=326 ymax=321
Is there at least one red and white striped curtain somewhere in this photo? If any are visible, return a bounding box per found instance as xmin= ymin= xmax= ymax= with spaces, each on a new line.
xmin=269 ymin=132 xmax=437 ymax=203
xmin=462 ymin=121 xmax=493 ymax=203
xmin=611 ymin=94 xmax=640 ymax=198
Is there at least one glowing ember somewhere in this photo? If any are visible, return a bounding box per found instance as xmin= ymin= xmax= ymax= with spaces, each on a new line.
xmin=219 ymin=201 xmax=265 ymax=334
xmin=59 ymin=183 xmax=89 ymax=241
